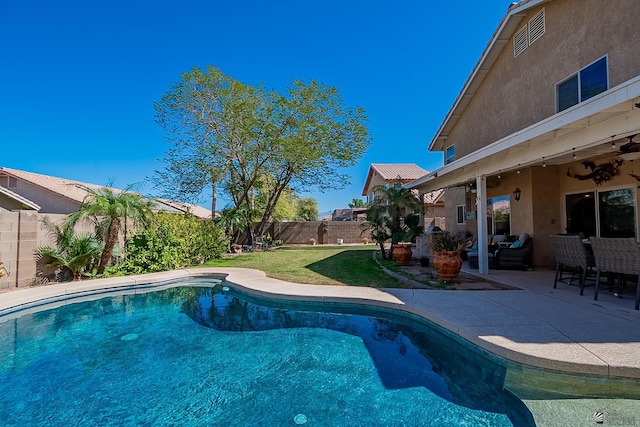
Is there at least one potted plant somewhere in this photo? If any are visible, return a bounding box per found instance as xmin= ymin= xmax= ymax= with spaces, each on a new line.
xmin=430 ymin=231 xmax=469 ymax=279
xmin=365 ymin=185 xmax=424 ymax=265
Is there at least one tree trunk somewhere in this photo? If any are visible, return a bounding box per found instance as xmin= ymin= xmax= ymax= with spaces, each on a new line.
xmin=211 ymin=179 xmax=217 ymax=216
xmin=379 ymin=242 xmax=387 ymax=259
xmin=98 ymin=218 xmax=121 ymax=275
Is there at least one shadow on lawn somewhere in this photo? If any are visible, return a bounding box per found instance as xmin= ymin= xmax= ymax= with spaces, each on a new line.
xmin=305 ymin=248 xmax=394 ymax=287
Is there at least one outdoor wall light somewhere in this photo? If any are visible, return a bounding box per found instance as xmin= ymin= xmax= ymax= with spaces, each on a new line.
xmin=516 ymin=164 xmax=521 ymax=174
xmin=572 ymin=148 xmax=577 ymax=160
xmin=513 ymin=187 xmax=522 ymax=201
xmin=542 ymin=157 xmax=547 ymax=167
xmin=611 ymin=135 xmax=616 ymax=149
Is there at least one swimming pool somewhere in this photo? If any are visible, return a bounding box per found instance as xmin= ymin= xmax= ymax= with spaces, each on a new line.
xmin=0 ymin=280 xmax=535 ymax=426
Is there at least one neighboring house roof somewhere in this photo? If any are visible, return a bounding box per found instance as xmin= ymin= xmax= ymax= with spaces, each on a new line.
xmin=0 ymin=185 xmax=41 ymax=210
xmin=422 ymin=188 xmax=445 ymax=205
xmin=0 ymin=167 xmax=108 ymax=205
xmin=156 ymin=199 xmax=213 ymax=219
xmin=362 ymin=163 xmax=429 ymax=196
xmin=332 ymin=208 xmax=367 ymax=221
xmin=430 ymin=0 xmax=546 ymax=152
xmin=0 ymin=167 xmax=212 ymax=219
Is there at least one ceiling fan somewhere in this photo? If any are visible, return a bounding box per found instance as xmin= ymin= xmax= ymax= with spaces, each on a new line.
xmin=617 ymin=134 xmax=640 ymax=160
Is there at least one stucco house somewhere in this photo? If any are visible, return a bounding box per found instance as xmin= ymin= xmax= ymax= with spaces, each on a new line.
xmin=0 ymin=167 xmax=212 ymax=288
xmin=0 ymin=167 xmax=212 ymax=219
xmin=362 ymin=163 xmax=445 ymax=223
xmin=408 ymin=0 xmax=640 ymax=273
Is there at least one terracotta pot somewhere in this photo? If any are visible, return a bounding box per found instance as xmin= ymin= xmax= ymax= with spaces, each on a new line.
xmin=433 ymin=251 xmax=463 ymax=279
xmin=392 ymin=244 xmax=413 ymax=266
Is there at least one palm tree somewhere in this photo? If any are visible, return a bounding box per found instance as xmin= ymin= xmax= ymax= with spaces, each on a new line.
xmin=215 ymin=206 xmax=248 ymax=251
xmin=368 ymin=185 xmax=424 ymax=244
xmin=65 ymin=185 xmax=155 ymax=274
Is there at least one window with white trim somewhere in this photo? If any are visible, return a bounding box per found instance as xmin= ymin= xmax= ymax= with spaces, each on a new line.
xmin=445 ymin=145 xmax=455 ymax=165
xmin=556 ymin=56 xmax=608 ymax=112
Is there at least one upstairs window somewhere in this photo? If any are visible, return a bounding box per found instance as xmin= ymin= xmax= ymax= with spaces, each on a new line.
xmin=445 ymin=145 xmax=455 ymax=164
xmin=557 ymin=56 xmax=608 ymax=112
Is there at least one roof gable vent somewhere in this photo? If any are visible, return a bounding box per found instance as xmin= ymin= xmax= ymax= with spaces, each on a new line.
xmin=528 ymin=8 xmax=545 ymax=44
xmin=513 ymin=26 xmax=528 ymax=57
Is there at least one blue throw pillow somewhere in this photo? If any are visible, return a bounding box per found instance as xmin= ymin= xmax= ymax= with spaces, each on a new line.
xmin=511 ymin=240 xmax=521 ymax=249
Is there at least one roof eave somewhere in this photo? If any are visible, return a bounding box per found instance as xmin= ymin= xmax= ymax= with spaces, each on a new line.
xmin=429 ymin=0 xmax=550 ymax=152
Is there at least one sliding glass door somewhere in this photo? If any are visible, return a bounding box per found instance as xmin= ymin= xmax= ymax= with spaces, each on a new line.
xmin=599 ymin=188 xmax=637 ymax=237
xmin=565 ymin=187 xmax=637 ymax=238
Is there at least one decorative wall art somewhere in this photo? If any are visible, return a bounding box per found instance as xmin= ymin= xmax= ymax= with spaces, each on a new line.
xmin=566 ymin=159 xmax=624 ymax=185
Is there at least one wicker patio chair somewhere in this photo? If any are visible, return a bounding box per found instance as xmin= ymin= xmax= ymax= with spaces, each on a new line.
xmin=589 ymin=237 xmax=640 ymax=310
xmin=550 ymin=234 xmax=595 ymax=295
xmin=493 ymin=233 xmax=533 ymax=270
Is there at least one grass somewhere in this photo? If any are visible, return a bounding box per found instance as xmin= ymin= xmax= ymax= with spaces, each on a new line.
xmin=202 ymin=245 xmax=419 ymax=288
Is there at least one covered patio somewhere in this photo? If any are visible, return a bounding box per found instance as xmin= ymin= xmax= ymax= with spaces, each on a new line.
xmin=409 ymin=76 xmax=640 ymax=276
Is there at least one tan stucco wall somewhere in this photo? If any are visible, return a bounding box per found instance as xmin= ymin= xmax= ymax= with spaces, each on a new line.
xmin=458 ymin=154 xmax=640 ymax=268
xmin=449 ymin=0 xmax=640 ymax=159
xmin=8 ymin=180 xmax=80 ymax=214
xmin=443 ymin=187 xmax=466 ymax=235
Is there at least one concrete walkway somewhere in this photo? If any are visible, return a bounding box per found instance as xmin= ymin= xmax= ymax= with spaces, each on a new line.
xmin=1 ymin=266 xmax=640 ymax=382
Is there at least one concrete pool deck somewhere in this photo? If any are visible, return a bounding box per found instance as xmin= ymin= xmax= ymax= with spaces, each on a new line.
xmin=1 ymin=266 xmax=640 ymax=382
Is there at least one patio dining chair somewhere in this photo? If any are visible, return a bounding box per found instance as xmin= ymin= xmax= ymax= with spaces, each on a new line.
xmin=550 ymin=234 xmax=595 ymax=295
xmin=589 ymin=237 xmax=640 ymax=310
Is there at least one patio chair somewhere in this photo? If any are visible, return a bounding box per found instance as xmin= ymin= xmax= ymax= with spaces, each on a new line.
xmin=589 ymin=237 xmax=640 ymax=310
xmin=550 ymin=234 xmax=595 ymax=295
xmin=493 ymin=233 xmax=533 ymax=270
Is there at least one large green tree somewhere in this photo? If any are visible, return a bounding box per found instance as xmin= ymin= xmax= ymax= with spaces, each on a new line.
xmin=349 ymin=198 xmax=367 ymax=208
xmin=295 ymin=197 xmax=319 ymax=221
xmin=65 ymin=185 xmax=155 ymax=274
xmin=153 ymin=65 xmax=370 ymax=243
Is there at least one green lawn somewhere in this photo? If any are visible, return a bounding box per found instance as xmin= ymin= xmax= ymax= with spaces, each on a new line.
xmin=203 ymin=245 xmax=418 ymax=288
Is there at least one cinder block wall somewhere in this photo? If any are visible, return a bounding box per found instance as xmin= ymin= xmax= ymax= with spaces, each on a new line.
xmin=250 ymin=221 xmax=368 ymax=245
xmin=0 ymin=210 xmax=39 ymax=288
xmin=0 ymin=210 xmax=19 ymax=288
xmin=0 ymin=211 xmax=103 ymax=289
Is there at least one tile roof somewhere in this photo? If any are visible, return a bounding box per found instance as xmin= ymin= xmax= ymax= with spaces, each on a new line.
xmin=0 ymin=167 xmax=108 ymax=204
xmin=370 ymin=163 xmax=428 ymax=180
xmin=155 ymin=199 xmax=213 ymax=219
xmin=0 ymin=167 xmax=212 ymax=219
xmin=423 ymin=188 xmax=445 ymax=205
xmin=362 ymin=163 xmax=429 ymax=196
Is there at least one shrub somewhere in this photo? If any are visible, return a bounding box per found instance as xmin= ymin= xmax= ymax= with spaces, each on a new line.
xmin=110 ymin=212 xmax=229 ymax=274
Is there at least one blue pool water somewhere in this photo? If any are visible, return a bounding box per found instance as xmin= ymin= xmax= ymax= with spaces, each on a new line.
xmin=0 ymin=283 xmax=534 ymax=426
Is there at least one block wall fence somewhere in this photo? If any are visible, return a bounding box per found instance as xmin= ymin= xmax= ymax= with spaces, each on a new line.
xmin=0 ymin=213 xmax=445 ymax=289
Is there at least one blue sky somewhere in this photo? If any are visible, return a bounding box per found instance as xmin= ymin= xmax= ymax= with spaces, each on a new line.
xmin=1 ymin=1 xmax=509 ymax=213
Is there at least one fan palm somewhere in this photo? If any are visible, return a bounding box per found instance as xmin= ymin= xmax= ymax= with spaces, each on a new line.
xmin=36 ymin=233 xmax=102 ymax=281
xmin=65 ymin=185 xmax=155 ymax=274
xmin=368 ymin=185 xmax=424 ymax=244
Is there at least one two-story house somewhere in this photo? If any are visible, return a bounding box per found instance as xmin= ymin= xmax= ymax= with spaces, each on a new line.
xmin=362 ymin=163 xmax=445 ymax=228
xmin=408 ymin=0 xmax=640 ymax=273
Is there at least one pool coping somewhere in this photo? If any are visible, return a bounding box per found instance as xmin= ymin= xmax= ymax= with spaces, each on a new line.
xmin=1 ymin=267 xmax=639 ymax=381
